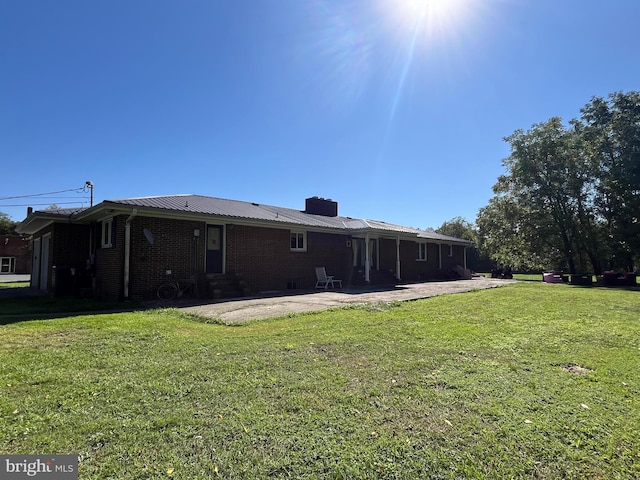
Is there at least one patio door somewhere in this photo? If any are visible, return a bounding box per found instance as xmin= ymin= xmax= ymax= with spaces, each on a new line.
xmin=352 ymin=238 xmax=378 ymax=269
xmin=352 ymin=238 xmax=366 ymax=267
xmin=206 ymin=225 xmax=224 ymax=274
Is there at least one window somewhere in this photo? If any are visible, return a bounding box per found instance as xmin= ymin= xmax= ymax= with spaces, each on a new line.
xmin=290 ymin=231 xmax=306 ymax=252
xmin=102 ymin=218 xmax=113 ymax=248
xmin=1 ymin=257 xmax=16 ymax=273
xmin=448 ymin=244 xmax=453 ymax=257
xmin=417 ymin=242 xmax=427 ymax=261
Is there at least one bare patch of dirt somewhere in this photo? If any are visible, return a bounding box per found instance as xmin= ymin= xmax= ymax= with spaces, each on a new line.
xmin=562 ymin=364 xmax=593 ymax=375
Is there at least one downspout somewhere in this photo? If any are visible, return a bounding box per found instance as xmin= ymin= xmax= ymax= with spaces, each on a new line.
xmin=124 ymin=209 xmax=138 ymax=299
xmin=438 ymin=243 xmax=442 ymax=270
xmin=395 ymin=236 xmax=401 ymax=281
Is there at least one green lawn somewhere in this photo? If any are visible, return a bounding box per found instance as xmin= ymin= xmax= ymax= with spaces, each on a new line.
xmin=1 ymin=283 xmax=639 ymax=479
xmin=512 ymin=272 xmax=544 ymax=281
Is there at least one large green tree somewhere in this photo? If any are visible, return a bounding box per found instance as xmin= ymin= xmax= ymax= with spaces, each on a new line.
xmin=476 ymin=195 xmax=553 ymax=271
xmin=435 ymin=216 xmax=475 ymax=241
xmin=578 ymin=91 xmax=640 ymax=271
xmin=481 ymin=118 xmax=596 ymax=272
xmin=477 ymin=91 xmax=640 ymax=274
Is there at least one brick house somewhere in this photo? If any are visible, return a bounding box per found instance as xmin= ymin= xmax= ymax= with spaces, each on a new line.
xmin=0 ymin=235 xmax=32 ymax=275
xmin=16 ymin=195 xmax=472 ymax=301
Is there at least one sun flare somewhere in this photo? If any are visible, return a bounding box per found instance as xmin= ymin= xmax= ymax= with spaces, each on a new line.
xmin=384 ymin=0 xmax=475 ymax=44
xmin=401 ymin=0 xmax=465 ymax=18
xmin=377 ymin=0 xmax=480 ymax=125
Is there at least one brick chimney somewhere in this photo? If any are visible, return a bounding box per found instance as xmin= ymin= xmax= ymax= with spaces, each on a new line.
xmin=305 ymin=197 xmax=338 ymax=217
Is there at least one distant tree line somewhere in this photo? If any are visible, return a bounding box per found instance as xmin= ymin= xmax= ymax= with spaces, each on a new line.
xmin=438 ymin=91 xmax=639 ymax=274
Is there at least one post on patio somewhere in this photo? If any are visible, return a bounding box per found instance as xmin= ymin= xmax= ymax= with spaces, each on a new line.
xmin=364 ymin=234 xmax=370 ymax=283
xmin=395 ymin=236 xmax=401 ymax=281
xmin=463 ymin=246 xmax=468 ymax=270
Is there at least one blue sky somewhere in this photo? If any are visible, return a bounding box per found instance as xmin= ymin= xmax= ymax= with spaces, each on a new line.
xmin=1 ymin=0 xmax=638 ymax=228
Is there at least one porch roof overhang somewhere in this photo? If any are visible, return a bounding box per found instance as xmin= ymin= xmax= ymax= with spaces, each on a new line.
xmin=348 ymin=220 xmax=473 ymax=247
xmin=15 ymin=208 xmax=88 ymax=235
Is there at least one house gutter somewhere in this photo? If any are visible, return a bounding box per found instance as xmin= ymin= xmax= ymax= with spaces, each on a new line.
xmin=124 ymin=209 xmax=138 ymax=299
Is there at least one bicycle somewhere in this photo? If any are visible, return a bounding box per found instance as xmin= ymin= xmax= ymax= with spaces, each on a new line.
xmin=157 ymin=275 xmax=198 ymax=300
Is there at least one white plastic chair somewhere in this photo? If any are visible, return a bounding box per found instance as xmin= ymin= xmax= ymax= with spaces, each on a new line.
xmin=315 ymin=267 xmax=343 ymax=289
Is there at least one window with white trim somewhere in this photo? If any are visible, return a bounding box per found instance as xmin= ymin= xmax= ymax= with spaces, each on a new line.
xmin=417 ymin=242 xmax=427 ymax=261
xmin=102 ymin=218 xmax=113 ymax=248
xmin=290 ymin=231 xmax=306 ymax=252
xmin=1 ymin=257 xmax=16 ymax=273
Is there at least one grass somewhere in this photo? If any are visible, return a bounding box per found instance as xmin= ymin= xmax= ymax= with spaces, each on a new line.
xmin=1 ymin=283 xmax=639 ymax=479
xmin=512 ymin=272 xmax=544 ymax=281
xmin=0 ymin=281 xmax=30 ymax=289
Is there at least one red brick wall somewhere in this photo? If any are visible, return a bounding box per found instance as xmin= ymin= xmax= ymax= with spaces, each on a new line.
xmin=51 ymin=224 xmax=91 ymax=270
xmin=38 ymin=212 xmax=468 ymax=300
xmin=95 ymin=217 xmax=125 ymax=301
xmin=0 ymin=235 xmax=32 ymax=274
xmin=226 ymin=225 xmax=351 ymax=291
xmin=127 ymin=216 xmax=206 ymax=299
xmin=399 ymin=240 xmax=423 ymax=281
xmin=443 ymin=245 xmax=466 ymax=269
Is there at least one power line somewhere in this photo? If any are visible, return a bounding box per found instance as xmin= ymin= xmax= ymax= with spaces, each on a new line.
xmin=0 ymin=201 xmax=89 ymax=207
xmin=3 ymin=196 xmax=89 ymax=200
xmin=0 ymin=186 xmax=88 ymax=201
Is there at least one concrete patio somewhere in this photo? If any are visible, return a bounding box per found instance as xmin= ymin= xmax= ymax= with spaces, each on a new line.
xmin=179 ymin=276 xmax=515 ymax=323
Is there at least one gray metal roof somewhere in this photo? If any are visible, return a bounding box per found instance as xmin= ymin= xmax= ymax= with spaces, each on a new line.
xmin=106 ymin=194 xmax=363 ymax=230
xmin=19 ymin=194 xmax=472 ymax=244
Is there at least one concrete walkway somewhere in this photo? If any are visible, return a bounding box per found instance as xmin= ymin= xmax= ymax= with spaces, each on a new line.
xmin=180 ymin=276 xmax=515 ymax=323
xmin=0 ymin=274 xmax=30 ymax=283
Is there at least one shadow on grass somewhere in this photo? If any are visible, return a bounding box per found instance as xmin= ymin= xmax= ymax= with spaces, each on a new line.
xmin=0 ymin=289 xmax=141 ymax=325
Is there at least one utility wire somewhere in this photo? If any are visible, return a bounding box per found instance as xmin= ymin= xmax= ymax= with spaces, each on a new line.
xmin=0 ymin=201 xmax=90 ymax=207
xmin=0 ymin=186 xmax=88 ymax=201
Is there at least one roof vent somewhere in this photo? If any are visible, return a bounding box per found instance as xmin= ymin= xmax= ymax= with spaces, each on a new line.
xmin=305 ymin=197 xmax=338 ymax=217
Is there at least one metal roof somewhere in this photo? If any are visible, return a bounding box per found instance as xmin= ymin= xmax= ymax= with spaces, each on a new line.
xmin=106 ymin=195 xmax=361 ymax=230
xmin=17 ymin=194 xmax=472 ymax=245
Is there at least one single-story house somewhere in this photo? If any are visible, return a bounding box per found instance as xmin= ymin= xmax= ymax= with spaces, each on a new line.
xmin=16 ymin=194 xmax=473 ymax=301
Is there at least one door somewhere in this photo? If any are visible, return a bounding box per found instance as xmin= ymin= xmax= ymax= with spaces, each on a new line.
xmin=352 ymin=238 xmax=366 ymax=267
xmin=206 ymin=225 xmax=224 ymax=274
xmin=40 ymin=234 xmax=50 ymax=290
xmin=32 ymin=237 xmax=41 ymax=288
